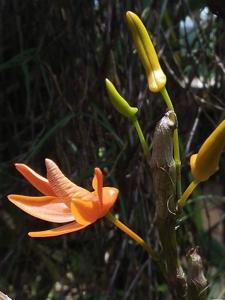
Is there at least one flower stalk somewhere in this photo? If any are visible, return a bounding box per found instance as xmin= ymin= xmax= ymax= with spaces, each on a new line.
xmin=105 ymin=78 xmax=149 ymax=156
xmin=106 ymin=212 xmax=158 ymax=261
xmin=177 ymin=180 xmax=199 ymax=208
xmin=106 ymin=212 xmax=167 ymax=276
xmin=132 ymin=118 xmax=149 ymax=156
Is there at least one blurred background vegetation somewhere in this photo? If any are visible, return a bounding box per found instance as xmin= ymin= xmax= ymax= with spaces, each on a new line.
xmin=0 ymin=0 xmax=225 ymax=299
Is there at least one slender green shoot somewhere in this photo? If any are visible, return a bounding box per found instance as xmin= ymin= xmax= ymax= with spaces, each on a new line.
xmin=132 ymin=117 xmax=149 ymax=156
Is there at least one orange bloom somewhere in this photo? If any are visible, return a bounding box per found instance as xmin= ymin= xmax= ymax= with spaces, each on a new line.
xmin=8 ymin=159 xmax=119 ymax=238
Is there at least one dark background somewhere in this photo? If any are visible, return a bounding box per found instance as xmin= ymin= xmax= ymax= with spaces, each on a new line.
xmin=0 ymin=1 xmax=225 ymax=299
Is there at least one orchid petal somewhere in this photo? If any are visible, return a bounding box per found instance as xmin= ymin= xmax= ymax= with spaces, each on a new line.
xmin=101 ymin=187 xmax=119 ymax=216
xmin=45 ymin=159 xmax=90 ymax=199
xmin=92 ymin=168 xmax=103 ymax=204
xmin=28 ymin=221 xmax=89 ymax=238
xmin=70 ymin=197 xmax=101 ymax=225
xmin=70 ymin=187 xmax=118 ymax=225
xmin=92 ymin=171 xmax=97 ymax=190
xmin=8 ymin=195 xmax=74 ymax=223
xmin=15 ymin=163 xmax=55 ymax=196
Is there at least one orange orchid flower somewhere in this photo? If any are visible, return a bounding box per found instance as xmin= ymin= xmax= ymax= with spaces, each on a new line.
xmin=8 ymin=159 xmax=119 ymax=238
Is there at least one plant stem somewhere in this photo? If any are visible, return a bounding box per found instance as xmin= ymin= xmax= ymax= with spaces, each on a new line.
xmin=160 ymin=87 xmax=174 ymax=110
xmin=173 ymin=128 xmax=181 ymax=197
xmin=150 ymin=111 xmax=187 ymax=298
xmin=106 ymin=212 xmax=159 ymax=261
xmin=177 ymin=180 xmax=199 ymax=208
xmin=132 ymin=117 xmax=149 ymax=156
xmin=160 ymin=87 xmax=182 ymax=198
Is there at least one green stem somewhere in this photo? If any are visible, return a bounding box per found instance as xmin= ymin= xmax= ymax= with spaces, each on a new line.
xmin=106 ymin=212 xmax=158 ymax=261
xmin=177 ymin=180 xmax=199 ymax=208
xmin=160 ymin=86 xmax=174 ymax=110
xmin=132 ymin=117 xmax=149 ymax=156
xmin=173 ymin=128 xmax=182 ymax=197
xmin=160 ymin=87 xmax=182 ymax=198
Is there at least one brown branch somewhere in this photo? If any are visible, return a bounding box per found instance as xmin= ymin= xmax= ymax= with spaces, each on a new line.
xmin=187 ymin=247 xmax=208 ymax=300
xmin=150 ymin=111 xmax=187 ymax=299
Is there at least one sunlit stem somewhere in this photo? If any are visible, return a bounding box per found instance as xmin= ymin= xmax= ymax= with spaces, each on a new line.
xmin=132 ymin=116 xmax=149 ymax=156
xmin=177 ymin=180 xmax=199 ymax=208
xmin=160 ymin=87 xmax=182 ymax=198
xmin=106 ymin=212 xmax=159 ymax=261
xmin=160 ymin=87 xmax=174 ymax=110
xmin=173 ymin=128 xmax=181 ymax=197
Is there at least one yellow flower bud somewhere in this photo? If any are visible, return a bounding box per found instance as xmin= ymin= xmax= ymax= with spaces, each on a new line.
xmin=105 ymin=78 xmax=138 ymax=119
xmin=126 ymin=11 xmax=166 ymax=93
xmin=190 ymin=119 xmax=225 ymax=182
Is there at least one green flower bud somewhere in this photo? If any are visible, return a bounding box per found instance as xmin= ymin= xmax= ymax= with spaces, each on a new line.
xmin=105 ymin=79 xmax=138 ymax=119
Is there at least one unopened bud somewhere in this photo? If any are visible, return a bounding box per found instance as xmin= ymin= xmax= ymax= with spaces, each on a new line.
xmin=126 ymin=11 xmax=166 ymax=93
xmin=105 ymin=79 xmax=138 ymax=119
xmin=190 ymin=119 xmax=225 ymax=182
